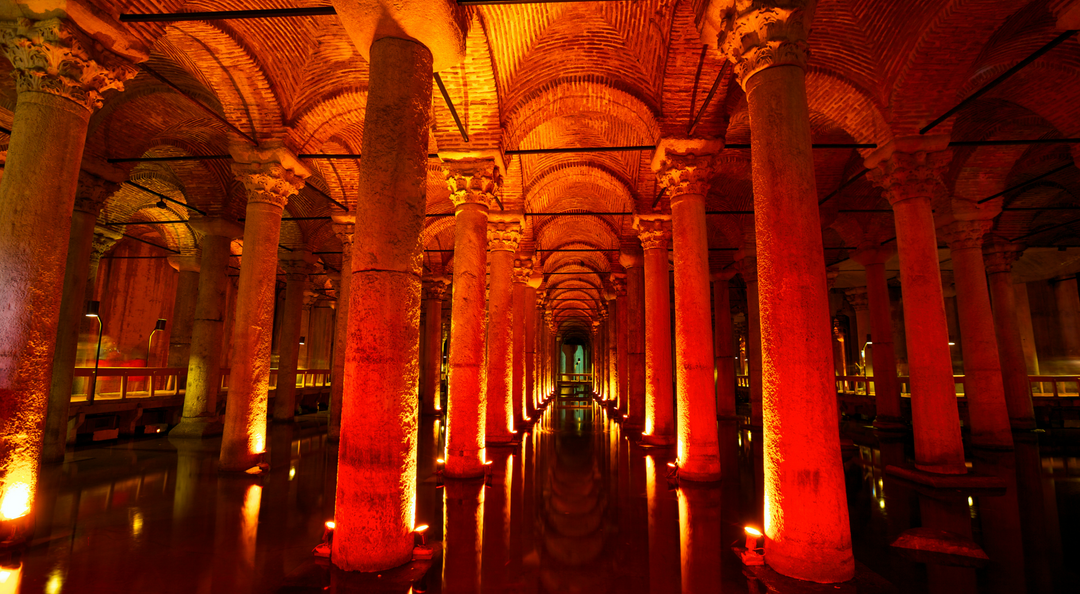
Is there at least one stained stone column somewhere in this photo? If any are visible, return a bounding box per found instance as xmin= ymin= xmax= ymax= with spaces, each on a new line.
xmin=637 ymin=217 xmax=675 ymax=445
xmin=867 ymin=138 xmax=966 ymax=475
xmin=220 ymin=143 xmax=309 ymax=472
xmin=524 ymin=276 xmax=540 ymax=420
xmin=43 ymin=174 xmax=118 ymax=463
xmin=166 ymin=253 xmax=201 ymax=372
xmin=445 ymin=159 xmax=499 ymax=478
xmin=851 ymin=246 xmax=903 ymax=425
xmin=328 ymin=218 xmax=353 ymax=441
xmin=711 ymin=0 xmax=852 ymax=580
xmin=1014 ymin=282 xmax=1040 ymax=374
xmin=0 ymin=17 xmax=136 ymax=533
xmin=605 ymin=293 xmax=618 ymax=402
xmin=171 ymin=217 xmax=243 ymax=438
xmin=939 ymin=219 xmax=1013 ymax=449
xmin=273 ymin=250 xmax=314 ymax=422
xmin=486 ymin=219 xmax=521 ymax=444
xmin=655 ymin=143 xmax=720 ymax=481
xmin=736 ymin=251 xmax=763 ymax=425
xmin=1052 ymin=276 xmax=1080 ymax=368
xmin=422 ymin=279 xmax=449 ymax=416
xmin=712 ymin=271 xmax=737 ymax=419
xmin=984 ymin=239 xmax=1037 ymax=429
xmin=620 ymin=247 xmax=647 ymax=427
xmin=845 ymin=287 xmax=871 ymax=364
xmin=511 ymin=258 xmax=532 ymax=427
xmin=612 ymin=274 xmax=629 ymax=417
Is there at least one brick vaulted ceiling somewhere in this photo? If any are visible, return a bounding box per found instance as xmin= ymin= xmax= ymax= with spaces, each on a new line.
xmin=4 ymin=0 xmax=1080 ymax=329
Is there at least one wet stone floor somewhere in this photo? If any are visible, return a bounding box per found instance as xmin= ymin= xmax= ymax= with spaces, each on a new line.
xmin=2 ymin=400 xmax=1079 ymax=593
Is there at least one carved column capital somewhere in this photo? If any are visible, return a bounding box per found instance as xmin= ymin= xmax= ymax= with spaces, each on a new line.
xmin=983 ymin=237 xmax=1024 ymax=275
xmin=168 ymin=252 xmax=201 ymax=273
xmin=705 ymin=0 xmax=816 ymax=88
xmin=653 ymin=142 xmax=720 ymax=204
xmin=488 ymin=221 xmax=522 ymax=252
xmin=281 ymin=250 xmax=315 ymax=281
xmin=850 ymin=244 xmax=894 ymax=267
xmin=444 ymin=159 xmax=500 ymax=209
xmin=610 ymin=273 xmax=627 ymax=296
xmin=0 ymin=18 xmax=137 ymax=111
xmin=939 ymin=219 xmax=993 ymax=251
xmin=73 ymin=172 xmax=120 ymax=216
xmin=90 ymin=225 xmax=123 ymax=264
xmin=424 ymin=279 xmax=450 ymax=301
xmin=512 ymin=256 xmax=534 ymax=283
xmin=230 ymin=142 xmax=310 ymax=209
xmin=844 ymin=287 xmax=869 ymax=312
xmin=635 ymin=217 xmax=671 ymax=251
xmin=866 ymin=143 xmax=952 ymax=207
xmin=735 ymin=252 xmax=758 ymax=283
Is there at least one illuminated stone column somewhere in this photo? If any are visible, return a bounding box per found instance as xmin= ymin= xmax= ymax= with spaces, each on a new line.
xmin=524 ymin=276 xmax=541 ymax=420
xmin=735 ymin=250 xmax=763 ymax=425
xmin=422 ymin=278 xmax=449 ymax=416
xmin=0 ymin=17 xmax=137 ymax=533
xmin=939 ymin=219 xmax=1013 ymax=449
xmin=637 ymin=217 xmax=675 ymax=445
xmin=604 ymin=291 xmax=618 ymax=402
xmin=621 ymin=246 xmax=647 ymax=427
xmin=544 ymin=309 xmax=555 ymax=398
xmin=445 ymin=158 xmax=499 ymax=478
xmin=171 ymin=217 xmax=244 ymax=438
xmin=983 ymin=239 xmax=1037 ymax=429
xmin=711 ymin=0 xmax=853 ymax=580
xmin=591 ymin=320 xmax=603 ymax=393
xmin=166 ymin=253 xmax=201 ymax=370
xmin=486 ymin=218 xmax=521 ymax=445
xmin=511 ymin=257 xmax=532 ymax=426
xmin=655 ymin=142 xmax=720 ymax=481
xmin=221 ymin=143 xmax=309 ymax=471
xmin=273 ymin=250 xmax=315 ymax=422
xmin=851 ymin=246 xmax=903 ymax=425
xmin=866 ymin=138 xmax=966 ymax=475
xmin=43 ymin=174 xmax=118 ymax=463
xmin=712 ymin=271 xmax=737 ymax=419
xmin=327 ymin=218 xmax=353 ymax=441
xmin=1054 ymin=276 xmax=1080 ymax=367
xmin=612 ymin=274 xmax=629 ymax=417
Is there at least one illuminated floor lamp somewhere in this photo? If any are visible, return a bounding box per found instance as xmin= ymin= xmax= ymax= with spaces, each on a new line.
xmin=86 ymin=301 xmax=102 ymax=402
xmin=146 ymin=319 xmax=167 ymax=366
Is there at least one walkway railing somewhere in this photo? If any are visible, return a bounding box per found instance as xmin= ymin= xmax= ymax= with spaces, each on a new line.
xmin=559 ymin=373 xmax=592 ymax=383
xmin=74 ymin=366 xmax=332 ymax=404
xmin=830 ymin=374 xmax=1080 ymax=399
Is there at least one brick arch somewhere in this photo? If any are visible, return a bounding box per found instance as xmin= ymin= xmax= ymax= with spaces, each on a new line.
xmin=165 ymin=21 xmax=284 ymax=140
xmin=804 ymin=68 xmax=891 ymax=146
xmin=525 ymin=162 xmax=638 ymax=212
xmin=534 ymin=216 xmax=621 ymax=256
xmin=287 ymin=89 xmax=368 ymax=155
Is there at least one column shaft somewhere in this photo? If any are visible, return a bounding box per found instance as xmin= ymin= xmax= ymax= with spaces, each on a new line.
xmin=486 ymin=246 xmax=515 ymax=444
xmin=712 ymin=274 xmax=736 ymax=418
xmin=328 ymin=225 xmax=352 ymax=440
xmin=1054 ymin=277 xmax=1080 ymax=367
xmin=524 ymin=287 xmax=537 ymax=420
xmin=273 ymin=263 xmax=310 ymax=421
xmin=167 ymin=261 xmax=201 ymax=370
xmin=865 ymin=260 xmax=902 ymax=422
xmin=640 ymin=225 xmax=674 ymax=444
xmin=422 ymin=285 xmax=446 ymax=415
xmin=511 ymin=280 xmax=526 ymax=426
xmin=626 ymin=262 xmax=647 ymax=427
xmin=985 ymin=242 xmax=1036 ymax=428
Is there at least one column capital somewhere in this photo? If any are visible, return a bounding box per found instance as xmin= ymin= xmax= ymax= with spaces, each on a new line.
xmin=189 ymin=216 xmax=244 ymax=240
xmin=735 ymin=251 xmax=757 ymax=283
xmin=73 ymin=171 xmax=120 ymax=216
xmin=703 ymin=0 xmax=816 ymax=88
xmin=826 ymin=265 xmax=840 ymax=289
xmin=168 ymin=253 xmax=201 ymax=273
xmin=332 ymin=217 xmax=355 ymax=248
xmin=983 ymin=237 xmax=1025 ymax=274
xmin=844 ymin=287 xmax=869 ymax=312
xmin=90 ymin=224 xmax=122 ymax=262
xmin=487 ymin=220 xmax=521 ymax=252
xmin=512 ymin=256 xmax=534 ymax=284
xmin=710 ymin=269 xmax=737 ymax=282
xmin=230 ymin=141 xmax=310 ymax=209
xmin=424 ymin=279 xmax=450 ymax=301
xmin=281 ymin=249 xmax=316 ymax=281
xmin=444 ymin=158 xmax=501 ymax=209
xmin=865 ymin=136 xmax=952 ymax=207
xmin=0 ymin=18 xmax=138 ymax=112
xmin=939 ymin=219 xmax=993 ymax=251
xmin=634 ymin=216 xmax=671 ymax=251
xmin=850 ymin=244 xmax=894 ymax=267
xmin=610 ymin=273 xmax=627 ymax=296
xmin=652 ymin=138 xmax=722 ymax=204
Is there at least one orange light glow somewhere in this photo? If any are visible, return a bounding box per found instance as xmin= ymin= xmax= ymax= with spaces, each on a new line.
xmin=414 ymin=524 xmax=429 ymax=533
xmin=744 ymin=526 xmax=763 ymax=537
xmin=667 ymin=462 xmax=677 ymax=468
xmin=437 ymin=458 xmax=445 ymax=464
xmin=0 ymin=482 xmax=30 ymax=520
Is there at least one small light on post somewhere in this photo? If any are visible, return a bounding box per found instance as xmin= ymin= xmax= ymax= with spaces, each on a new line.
xmin=413 ymin=524 xmax=433 ymax=560
xmin=299 ymin=336 xmax=306 ymax=346
xmin=313 ymin=520 xmax=335 ymax=558
xmin=86 ymin=301 xmax=103 ymax=402
xmin=735 ymin=526 xmax=765 ymax=566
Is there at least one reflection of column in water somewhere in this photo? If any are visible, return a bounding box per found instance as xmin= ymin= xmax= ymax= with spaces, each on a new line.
xmin=678 ymin=484 xmax=722 ymax=594
xmin=480 ymin=450 xmax=512 ymax=591
xmin=211 ymin=477 xmax=262 ymax=594
xmin=920 ymin=494 xmax=977 ymax=594
xmin=508 ymin=443 xmax=524 ymax=585
xmin=646 ymin=454 xmax=681 ymax=593
xmin=415 ymin=417 xmax=442 ymax=542
xmin=1014 ymin=434 xmax=1054 ymax=592
xmin=876 ymin=434 xmax=919 ymax=590
xmin=973 ymin=450 xmax=1027 ymax=594
xmin=443 ymin=478 xmax=484 ymax=594
xmin=625 ymin=439 xmax=649 ymax=589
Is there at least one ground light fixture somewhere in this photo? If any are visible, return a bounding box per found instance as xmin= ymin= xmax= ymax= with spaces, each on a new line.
xmin=313 ymin=520 xmax=335 ymax=558
xmin=147 ymin=319 xmax=167 ymax=366
xmin=86 ymin=301 xmax=103 ymax=401
xmin=413 ymin=524 xmax=433 ymax=560
xmin=736 ymin=526 xmax=766 ymax=566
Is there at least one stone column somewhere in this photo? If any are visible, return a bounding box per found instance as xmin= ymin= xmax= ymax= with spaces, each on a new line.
xmin=612 ymin=274 xmax=629 ymax=417
xmin=984 ymin=239 xmax=1037 ymax=429
xmin=1052 ymin=276 xmax=1080 ymax=368
xmin=604 ymin=294 xmax=618 ymax=402
xmin=220 ymin=143 xmax=309 ymax=472
xmin=166 ymin=253 xmax=201 ymax=371
xmin=866 ymin=138 xmax=966 ymax=475
xmin=712 ymin=271 xmax=737 ymax=419
xmin=422 ymin=279 xmax=448 ymax=416
xmin=0 ymin=17 xmax=136 ymax=533
xmin=486 ymin=218 xmax=521 ymax=444
xmin=851 ymin=246 xmax=903 ymax=425
xmin=621 ymin=247 xmax=647 ymax=427
xmin=637 ymin=217 xmax=675 ymax=445
xmin=43 ymin=173 xmax=118 ymax=463
xmin=711 ymin=1 xmax=852 ymax=580
xmin=171 ymin=217 xmax=243 ymax=438
xmin=591 ymin=320 xmax=603 ymax=393
xmin=736 ymin=251 xmax=763 ymax=425
xmin=939 ymin=220 xmax=1013 ymax=449
xmin=331 ymin=34 xmax=444 ymax=572
xmin=845 ymin=287 xmax=871 ymax=364
xmin=445 ymin=159 xmax=499 ymax=478
xmin=655 ymin=143 xmax=720 ymax=481
xmin=511 ymin=258 xmax=532 ymax=427
xmin=273 ymin=250 xmax=314 ymax=422
xmin=328 ymin=218 xmax=353 ymax=441
xmin=524 ymin=277 xmax=540 ymax=420
xmin=1014 ymin=282 xmax=1040 ymax=374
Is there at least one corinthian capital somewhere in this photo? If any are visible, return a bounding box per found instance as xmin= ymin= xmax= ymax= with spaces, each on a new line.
xmin=73 ymin=171 xmax=120 ymax=216
xmin=652 ymin=138 xmax=722 ymax=204
xmin=939 ymin=219 xmax=993 ymax=251
xmin=0 ymin=18 xmax=137 ymax=111
xmin=865 ymin=137 xmax=953 ymax=207
xmin=444 ymin=158 xmax=501 ymax=209
xmin=983 ymin=237 xmax=1024 ymax=275
xmin=634 ymin=216 xmax=671 ymax=251
xmin=512 ymin=257 xmax=534 ymax=283
xmin=488 ymin=221 xmax=522 ymax=252
xmin=230 ymin=141 xmax=310 ymax=209
xmin=702 ymin=1 xmax=816 ymax=88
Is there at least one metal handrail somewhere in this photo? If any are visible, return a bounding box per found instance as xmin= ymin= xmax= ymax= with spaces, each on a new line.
xmin=73 ymin=366 xmax=334 ymax=403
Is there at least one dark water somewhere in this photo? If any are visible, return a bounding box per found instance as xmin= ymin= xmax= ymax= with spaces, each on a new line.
xmin=3 ymin=406 xmax=1078 ymax=593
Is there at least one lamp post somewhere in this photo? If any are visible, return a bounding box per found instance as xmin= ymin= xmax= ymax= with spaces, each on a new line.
xmin=147 ymin=318 xmax=167 ymax=366
xmin=86 ymin=301 xmax=102 ymax=403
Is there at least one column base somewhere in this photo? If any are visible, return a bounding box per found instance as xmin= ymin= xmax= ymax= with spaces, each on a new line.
xmin=1010 ymin=417 xmax=1037 ymax=431
xmin=677 ymin=467 xmax=721 ymax=483
xmin=872 ymin=416 xmax=908 ymax=432
xmin=640 ymin=433 xmax=675 ymax=447
xmin=169 ymin=417 xmax=224 ymax=438
xmin=886 ymin=464 xmax=1006 ymax=491
xmin=485 ymin=434 xmax=516 ymax=446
